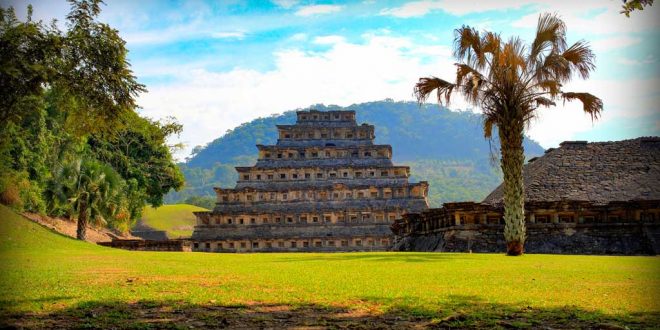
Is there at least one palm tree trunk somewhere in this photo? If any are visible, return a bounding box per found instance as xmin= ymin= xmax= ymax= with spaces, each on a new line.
xmin=499 ymin=121 xmax=526 ymax=256
xmin=77 ymin=200 xmax=88 ymax=241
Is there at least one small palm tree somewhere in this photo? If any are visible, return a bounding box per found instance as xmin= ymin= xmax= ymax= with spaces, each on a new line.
xmin=414 ymin=13 xmax=602 ymax=255
xmin=48 ymin=159 xmax=122 ymax=240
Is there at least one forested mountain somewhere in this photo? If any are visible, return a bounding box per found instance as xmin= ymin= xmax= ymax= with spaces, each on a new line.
xmin=168 ymin=100 xmax=545 ymax=207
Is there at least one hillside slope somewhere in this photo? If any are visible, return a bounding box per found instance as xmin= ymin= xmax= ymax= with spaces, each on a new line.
xmin=137 ymin=204 xmax=208 ymax=239
xmin=0 ymin=205 xmax=104 ymax=252
xmin=168 ymin=101 xmax=545 ymax=206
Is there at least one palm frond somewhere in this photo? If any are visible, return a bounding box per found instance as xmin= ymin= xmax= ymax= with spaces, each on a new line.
xmin=562 ymin=40 xmax=595 ymax=79
xmin=537 ymin=80 xmax=562 ymax=97
xmin=562 ymin=92 xmax=603 ymax=120
xmin=529 ymin=13 xmax=566 ymax=62
xmin=481 ymin=31 xmax=501 ymax=56
xmin=534 ymin=96 xmax=556 ymax=108
xmin=500 ymin=37 xmax=527 ymax=80
xmin=537 ymin=52 xmax=569 ymax=82
xmin=455 ymin=63 xmax=484 ymax=86
xmin=414 ymin=77 xmax=456 ymax=106
xmin=483 ymin=116 xmax=496 ymax=139
xmin=454 ymin=26 xmax=484 ymax=68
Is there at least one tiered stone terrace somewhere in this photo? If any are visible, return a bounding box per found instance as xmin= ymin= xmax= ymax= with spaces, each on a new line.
xmin=192 ymin=110 xmax=429 ymax=252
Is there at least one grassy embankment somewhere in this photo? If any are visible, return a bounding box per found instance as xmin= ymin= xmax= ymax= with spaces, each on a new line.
xmin=138 ymin=204 xmax=208 ymax=238
xmin=1 ymin=205 xmax=658 ymax=328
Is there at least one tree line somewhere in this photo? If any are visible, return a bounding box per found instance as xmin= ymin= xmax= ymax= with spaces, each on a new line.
xmin=0 ymin=0 xmax=184 ymax=239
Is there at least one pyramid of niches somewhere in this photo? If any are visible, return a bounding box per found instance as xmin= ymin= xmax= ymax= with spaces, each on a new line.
xmin=191 ymin=109 xmax=429 ymax=252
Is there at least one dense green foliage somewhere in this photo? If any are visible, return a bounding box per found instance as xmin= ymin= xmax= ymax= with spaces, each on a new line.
xmin=169 ymin=101 xmax=544 ymax=207
xmin=1 ymin=205 xmax=658 ymax=328
xmin=47 ymin=159 xmax=124 ymax=239
xmin=0 ymin=1 xmax=183 ymax=233
xmin=139 ymin=204 xmax=208 ymax=238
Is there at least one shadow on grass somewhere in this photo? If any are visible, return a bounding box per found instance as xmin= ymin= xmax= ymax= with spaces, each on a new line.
xmin=273 ymin=252 xmax=477 ymax=263
xmin=2 ymin=294 xmax=657 ymax=329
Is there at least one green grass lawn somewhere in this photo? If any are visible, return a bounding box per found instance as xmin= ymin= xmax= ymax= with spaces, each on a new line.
xmin=1 ymin=205 xmax=659 ymax=328
xmin=138 ymin=204 xmax=208 ymax=238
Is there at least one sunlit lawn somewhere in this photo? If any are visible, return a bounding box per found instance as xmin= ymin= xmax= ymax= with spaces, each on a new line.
xmin=1 ymin=205 xmax=658 ymax=328
xmin=139 ymin=204 xmax=208 ymax=238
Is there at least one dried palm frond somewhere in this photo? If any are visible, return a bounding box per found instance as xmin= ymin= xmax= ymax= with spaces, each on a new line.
xmin=483 ymin=116 xmax=497 ymax=139
xmin=454 ymin=26 xmax=484 ymax=68
xmin=481 ymin=31 xmax=502 ymax=57
xmin=537 ymin=80 xmax=561 ymax=97
xmin=529 ymin=12 xmax=566 ymax=63
xmin=414 ymin=77 xmax=455 ymax=106
xmin=455 ymin=63 xmax=485 ymax=86
xmin=534 ymin=96 xmax=556 ymax=108
xmin=561 ymin=40 xmax=595 ymax=79
xmin=562 ymin=92 xmax=603 ymax=120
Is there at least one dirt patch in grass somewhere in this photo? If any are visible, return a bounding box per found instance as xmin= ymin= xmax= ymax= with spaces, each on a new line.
xmin=3 ymin=299 xmax=657 ymax=329
xmin=22 ymin=212 xmax=138 ymax=243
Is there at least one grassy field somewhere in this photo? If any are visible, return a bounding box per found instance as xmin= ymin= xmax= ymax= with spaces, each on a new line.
xmin=138 ymin=204 xmax=208 ymax=238
xmin=1 ymin=205 xmax=659 ymax=328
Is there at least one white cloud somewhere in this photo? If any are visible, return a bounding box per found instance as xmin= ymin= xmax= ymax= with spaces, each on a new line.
xmin=527 ymin=77 xmax=660 ymax=148
xmin=436 ymin=0 xmax=528 ymax=16
xmin=211 ymin=31 xmax=246 ymax=39
xmin=295 ymin=4 xmax=342 ymax=16
xmin=510 ymin=1 xmax=660 ymax=35
xmin=380 ymin=0 xmax=444 ymax=18
xmin=138 ymin=34 xmax=456 ymax=159
xmin=313 ymin=35 xmax=346 ymax=45
xmin=272 ymin=0 xmax=299 ymax=9
xmin=617 ymin=55 xmax=656 ymax=66
xmin=380 ymin=0 xmax=660 ymax=34
xmin=138 ymin=28 xmax=659 ymax=159
xmin=591 ymin=36 xmax=641 ymax=52
xmin=380 ymin=0 xmax=531 ymax=17
xmin=289 ymin=33 xmax=308 ymax=41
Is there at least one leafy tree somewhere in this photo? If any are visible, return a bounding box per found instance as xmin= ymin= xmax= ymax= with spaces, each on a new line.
xmin=621 ymin=0 xmax=654 ymax=16
xmin=1 ymin=1 xmax=183 ymax=235
xmin=49 ymin=159 xmax=123 ymax=240
xmin=414 ymin=13 xmax=602 ymax=255
xmin=88 ymin=112 xmax=185 ymax=212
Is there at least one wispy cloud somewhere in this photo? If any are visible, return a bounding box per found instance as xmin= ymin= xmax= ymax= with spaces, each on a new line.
xmin=380 ymin=0 xmax=527 ymax=18
xmin=289 ymin=33 xmax=308 ymax=41
xmin=138 ymin=33 xmax=456 ymax=158
xmin=272 ymin=0 xmax=299 ymax=9
xmin=295 ymin=4 xmax=342 ymax=16
xmin=313 ymin=35 xmax=346 ymax=45
xmin=617 ymin=55 xmax=656 ymax=66
xmin=510 ymin=1 xmax=660 ymax=34
xmin=591 ymin=36 xmax=641 ymax=52
xmin=211 ymin=31 xmax=246 ymax=39
xmin=379 ymin=1 xmax=444 ymax=18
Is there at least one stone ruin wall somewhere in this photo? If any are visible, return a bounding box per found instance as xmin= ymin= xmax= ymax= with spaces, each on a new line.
xmin=391 ymin=200 xmax=660 ymax=255
xmin=192 ymin=109 xmax=429 ymax=252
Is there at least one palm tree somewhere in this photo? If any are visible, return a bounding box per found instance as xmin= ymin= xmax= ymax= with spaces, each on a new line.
xmin=414 ymin=13 xmax=602 ymax=255
xmin=48 ymin=159 xmax=122 ymax=240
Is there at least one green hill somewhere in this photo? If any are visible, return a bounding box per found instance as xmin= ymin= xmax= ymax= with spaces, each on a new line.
xmin=138 ymin=204 xmax=208 ymax=238
xmin=0 ymin=205 xmax=103 ymax=253
xmin=167 ymin=100 xmax=545 ymax=206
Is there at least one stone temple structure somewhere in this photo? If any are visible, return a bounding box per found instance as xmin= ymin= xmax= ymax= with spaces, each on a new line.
xmin=392 ymin=137 xmax=660 ymax=255
xmin=192 ymin=109 xmax=429 ymax=252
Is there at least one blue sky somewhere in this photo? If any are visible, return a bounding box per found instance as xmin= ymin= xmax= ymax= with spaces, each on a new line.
xmin=7 ymin=0 xmax=660 ymax=159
